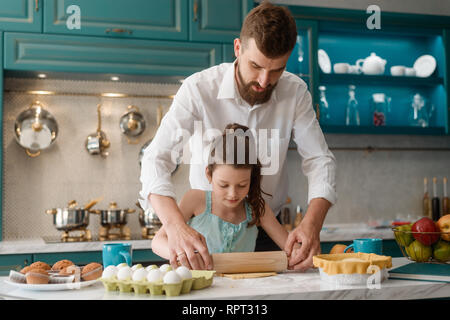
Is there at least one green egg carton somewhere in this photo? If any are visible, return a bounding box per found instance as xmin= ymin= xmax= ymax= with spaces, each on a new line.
xmin=100 ymin=270 xmax=215 ymax=296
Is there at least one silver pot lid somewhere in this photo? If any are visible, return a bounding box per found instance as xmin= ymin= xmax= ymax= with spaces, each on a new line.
xmin=120 ymin=105 xmax=146 ymax=137
xmin=14 ymin=101 xmax=58 ymax=153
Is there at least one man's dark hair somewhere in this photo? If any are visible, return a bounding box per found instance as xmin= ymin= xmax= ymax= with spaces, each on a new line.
xmin=240 ymin=1 xmax=297 ymax=58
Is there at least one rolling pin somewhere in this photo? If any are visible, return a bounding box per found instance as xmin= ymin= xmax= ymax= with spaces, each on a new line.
xmin=211 ymin=251 xmax=287 ymax=274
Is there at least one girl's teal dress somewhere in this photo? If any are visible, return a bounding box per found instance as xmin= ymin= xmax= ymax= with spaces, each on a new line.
xmin=187 ymin=191 xmax=258 ymax=253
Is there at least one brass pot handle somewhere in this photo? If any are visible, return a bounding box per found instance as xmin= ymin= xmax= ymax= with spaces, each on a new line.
xmin=45 ymin=209 xmax=57 ymax=215
xmin=156 ymin=105 xmax=163 ymax=127
xmin=126 ymin=136 xmax=140 ymax=145
xmin=96 ymin=104 xmax=102 ymax=133
xmin=126 ymin=209 xmax=136 ymax=214
xmin=127 ymin=105 xmax=140 ymax=113
xmin=193 ymin=0 xmax=198 ymax=22
xmin=105 ymin=28 xmax=133 ymax=35
xmin=25 ymin=149 xmax=41 ymax=157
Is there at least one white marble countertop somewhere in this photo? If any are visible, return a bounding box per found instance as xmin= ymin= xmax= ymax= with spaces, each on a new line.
xmin=0 ymin=238 xmax=152 ymax=255
xmin=0 ymin=223 xmax=395 ymax=255
xmin=0 ymin=258 xmax=448 ymax=300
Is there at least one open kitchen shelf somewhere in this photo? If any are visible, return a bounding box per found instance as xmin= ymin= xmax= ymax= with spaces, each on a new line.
xmin=321 ymin=125 xmax=446 ymax=135
xmin=287 ymin=12 xmax=449 ymax=135
xmin=320 ymin=73 xmax=444 ymax=87
xmin=317 ymin=23 xmax=446 ymax=134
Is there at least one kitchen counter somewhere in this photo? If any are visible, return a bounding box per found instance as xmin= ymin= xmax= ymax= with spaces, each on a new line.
xmin=0 ymin=223 xmax=394 ymax=255
xmin=0 ymin=258 xmax=448 ymax=300
xmin=0 ymin=238 xmax=152 ymax=255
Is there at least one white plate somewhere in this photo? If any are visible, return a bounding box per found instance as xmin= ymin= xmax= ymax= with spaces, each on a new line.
xmin=4 ymin=279 xmax=99 ymax=291
xmin=413 ymin=54 xmax=436 ymax=77
xmin=318 ymin=49 xmax=331 ymax=74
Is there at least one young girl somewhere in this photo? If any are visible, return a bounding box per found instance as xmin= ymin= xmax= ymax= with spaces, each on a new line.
xmin=151 ymin=123 xmax=296 ymax=268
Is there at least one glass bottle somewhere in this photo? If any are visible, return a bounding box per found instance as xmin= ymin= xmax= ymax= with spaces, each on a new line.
xmin=318 ymin=86 xmax=331 ymax=125
xmin=346 ymin=85 xmax=360 ymax=126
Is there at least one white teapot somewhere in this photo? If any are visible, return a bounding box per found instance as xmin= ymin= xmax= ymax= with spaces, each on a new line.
xmin=356 ymin=52 xmax=387 ymax=75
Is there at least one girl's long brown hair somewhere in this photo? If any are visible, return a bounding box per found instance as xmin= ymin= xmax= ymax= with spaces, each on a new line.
xmin=207 ymin=123 xmax=271 ymax=227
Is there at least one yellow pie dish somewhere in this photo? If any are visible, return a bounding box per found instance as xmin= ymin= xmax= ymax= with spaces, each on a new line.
xmin=313 ymin=252 xmax=392 ymax=275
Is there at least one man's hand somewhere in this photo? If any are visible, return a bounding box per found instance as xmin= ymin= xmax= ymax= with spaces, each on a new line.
xmin=285 ymin=220 xmax=321 ymax=271
xmin=284 ymin=198 xmax=331 ymax=271
xmin=149 ymin=194 xmax=213 ymax=270
xmin=165 ymin=222 xmax=212 ymax=270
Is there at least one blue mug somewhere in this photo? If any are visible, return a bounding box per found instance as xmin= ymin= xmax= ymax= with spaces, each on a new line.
xmin=344 ymin=238 xmax=383 ymax=255
xmin=102 ymin=243 xmax=132 ymax=268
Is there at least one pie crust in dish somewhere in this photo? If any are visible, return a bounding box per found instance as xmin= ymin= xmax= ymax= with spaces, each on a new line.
xmin=313 ymin=252 xmax=392 ymax=275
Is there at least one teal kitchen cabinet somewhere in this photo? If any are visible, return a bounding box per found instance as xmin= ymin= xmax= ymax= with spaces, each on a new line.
xmin=4 ymin=32 xmax=222 ymax=77
xmin=0 ymin=32 xmax=3 ymax=241
xmin=286 ymin=19 xmax=318 ymax=106
xmin=43 ymin=0 xmax=188 ymax=41
xmin=33 ymin=251 xmax=103 ymax=266
xmin=33 ymin=250 xmax=164 ymax=266
xmin=286 ymin=5 xmax=450 ymax=136
xmin=0 ymin=254 xmax=32 ymax=276
xmin=0 ymin=0 xmax=42 ymax=33
xmin=222 ymin=44 xmax=235 ymax=63
xmin=189 ymin=0 xmax=253 ymax=43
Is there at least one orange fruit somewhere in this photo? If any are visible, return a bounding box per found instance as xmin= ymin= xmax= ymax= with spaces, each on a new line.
xmin=329 ymin=244 xmax=353 ymax=254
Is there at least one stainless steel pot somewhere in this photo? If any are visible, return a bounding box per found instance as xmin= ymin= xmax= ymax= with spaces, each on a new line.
xmin=138 ymin=105 xmax=179 ymax=173
xmin=136 ymin=202 xmax=162 ymax=229
xmin=46 ymin=199 xmax=100 ymax=231
xmin=14 ymin=101 xmax=58 ymax=157
xmin=120 ymin=105 xmax=146 ymax=144
xmin=91 ymin=202 xmax=135 ymax=226
xmin=85 ymin=104 xmax=110 ymax=157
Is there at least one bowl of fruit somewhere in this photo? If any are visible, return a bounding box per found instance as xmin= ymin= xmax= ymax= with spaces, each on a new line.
xmin=392 ymin=215 xmax=450 ymax=263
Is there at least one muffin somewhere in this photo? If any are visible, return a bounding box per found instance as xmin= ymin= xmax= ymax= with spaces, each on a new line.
xmin=81 ymin=262 xmax=103 ymax=281
xmin=52 ymin=259 xmax=74 ymax=271
xmin=28 ymin=261 xmax=51 ymax=271
xmin=20 ymin=265 xmax=35 ymax=274
xmin=25 ymin=268 xmax=49 ymax=284
xmin=59 ymin=265 xmax=80 ymax=276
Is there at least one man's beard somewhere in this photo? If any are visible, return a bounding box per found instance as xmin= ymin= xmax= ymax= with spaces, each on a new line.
xmin=236 ymin=63 xmax=277 ymax=106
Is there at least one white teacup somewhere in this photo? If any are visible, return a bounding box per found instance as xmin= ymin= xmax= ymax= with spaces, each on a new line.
xmin=390 ymin=65 xmax=405 ymax=76
xmin=348 ymin=65 xmax=362 ymax=74
xmin=405 ymin=67 xmax=416 ymax=76
xmin=333 ymin=63 xmax=350 ymax=74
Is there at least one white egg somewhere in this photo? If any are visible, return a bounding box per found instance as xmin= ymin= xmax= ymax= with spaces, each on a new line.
xmin=159 ymin=264 xmax=172 ymax=274
xmin=163 ymin=270 xmax=182 ymax=284
xmin=146 ymin=269 xmax=163 ymax=282
xmin=145 ymin=264 xmax=158 ymax=272
xmin=102 ymin=265 xmax=118 ymax=279
xmin=132 ymin=268 xmax=148 ymax=282
xmin=116 ymin=266 xmax=132 ymax=281
xmin=131 ymin=264 xmax=143 ymax=272
xmin=116 ymin=263 xmax=129 ymax=269
xmin=175 ymin=266 xmax=192 ymax=279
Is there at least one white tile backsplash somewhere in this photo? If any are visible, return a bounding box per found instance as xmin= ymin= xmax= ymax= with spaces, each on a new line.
xmin=2 ymin=77 xmax=450 ymax=240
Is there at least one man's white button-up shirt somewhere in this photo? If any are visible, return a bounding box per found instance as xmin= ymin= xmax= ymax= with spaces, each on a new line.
xmin=139 ymin=62 xmax=337 ymax=215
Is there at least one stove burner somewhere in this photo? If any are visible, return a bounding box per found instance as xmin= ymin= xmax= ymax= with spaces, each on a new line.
xmin=141 ymin=226 xmax=160 ymax=239
xmin=60 ymin=228 xmax=92 ymax=242
xmin=99 ymin=225 xmax=131 ymax=241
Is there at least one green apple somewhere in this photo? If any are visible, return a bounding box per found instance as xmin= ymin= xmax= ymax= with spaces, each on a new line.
xmin=433 ymin=239 xmax=450 ymax=262
xmin=394 ymin=224 xmax=413 ymax=247
xmin=406 ymin=240 xmax=432 ymax=262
